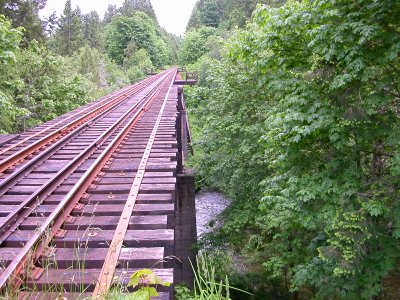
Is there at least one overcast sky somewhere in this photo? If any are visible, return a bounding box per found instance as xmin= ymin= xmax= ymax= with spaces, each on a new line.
xmin=40 ymin=0 xmax=198 ymax=36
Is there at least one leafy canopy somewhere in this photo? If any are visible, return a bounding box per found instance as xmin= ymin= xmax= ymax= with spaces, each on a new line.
xmin=186 ymin=0 xmax=400 ymax=298
xmin=179 ymin=26 xmax=217 ymax=65
xmin=0 ymin=14 xmax=22 ymax=63
xmin=105 ymin=12 xmax=168 ymax=67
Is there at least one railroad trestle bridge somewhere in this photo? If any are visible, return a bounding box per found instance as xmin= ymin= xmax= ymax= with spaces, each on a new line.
xmin=0 ymin=68 xmax=197 ymax=300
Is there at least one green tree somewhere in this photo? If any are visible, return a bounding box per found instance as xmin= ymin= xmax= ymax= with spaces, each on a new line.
xmin=123 ymin=42 xmax=151 ymax=70
xmin=186 ymin=0 xmax=273 ymax=31
xmin=120 ymin=0 xmax=157 ymax=22
xmin=0 ymin=0 xmax=46 ymax=42
xmin=187 ymin=0 xmax=220 ymax=30
xmin=186 ymin=7 xmax=201 ymax=31
xmin=124 ymin=45 xmax=153 ymax=83
xmin=82 ymin=11 xmax=103 ymax=50
xmin=105 ymin=12 xmax=167 ymax=67
xmin=179 ymin=26 xmax=217 ymax=64
xmin=67 ymin=45 xmax=130 ymax=93
xmin=54 ymin=0 xmax=84 ymax=55
xmin=201 ymin=0 xmax=220 ymax=28
xmin=103 ymin=4 xmax=118 ymax=24
xmin=1 ymin=41 xmax=91 ymax=132
xmin=68 ymin=45 xmax=104 ymax=87
xmin=0 ymin=14 xmax=22 ymax=63
xmin=43 ymin=11 xmax=58 ymax=36
xmin=187 ymin=0 xmax=400 ymax=298
xmin=0 ymin=14 xmax=25 ymax=133
xmin=161 ymin=28 xmax=180 ymax=64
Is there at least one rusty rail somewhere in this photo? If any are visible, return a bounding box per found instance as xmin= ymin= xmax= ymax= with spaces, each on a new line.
xmin=0 ymin=72 xmax=167 ymax=175
xmin=0 ymin=70 xmax=175 ymax=292
xmin=0 ymin=74 xmax=170 ymax=247
xmin=93 ymin=69 xmax=177 ymax=298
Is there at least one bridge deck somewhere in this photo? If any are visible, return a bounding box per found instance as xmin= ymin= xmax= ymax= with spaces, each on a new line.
xmin=0 ymin=68 xmax=194 ymax=299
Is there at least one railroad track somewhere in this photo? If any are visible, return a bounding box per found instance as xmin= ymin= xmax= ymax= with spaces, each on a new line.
xmin=0 ymin=71 xmax=166 ymax=176
xmin=0 ymin=68 xmax=180 ymax=299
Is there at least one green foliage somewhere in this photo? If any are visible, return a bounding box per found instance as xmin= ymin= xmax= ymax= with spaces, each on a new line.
xmin=68 ymin=45 xmax=104 ymax=87
xmin=161 ymin=28 xmax=180 ymax=64
xmin=176 ymin=253 xmax=231 ymax=300
xmin=0 ymin=14 xmax=26 ymax=133
xmin=179 ymin=27 xmax=217 ymax=65
xmin=103 ymin=56 xmax=131 ymax=88
xmin=187 ymin=0 xmax=273 ymax=31
xmin=1 ymin=0 xmax=177 ymax=133
xmin=0 ymin=90 xmax=27 ymax=134
xmin=187 ymin=0 xmax=400 ymax=298
xmin=105 ymin=269 xmax=171 ymax=300
xmin=82 ymin=11 xmax=103 ymax=50
xmin=1 ymin=41 xmax=92 ymax=132
xmin=105 ymin=12 xmax=168 ymax=67
xmin=126 ymin=269 xmax=170 ymax=300
xmin=0 ymin=14 xmax=22 ymax=63
xmin=124 ymin=42 xmax=152 ymax=70
xmin=123 ymin=46 xmax=153 ymax=83
xmin=120 ymin=0 xmax=157 ymax=23
xmin=53 ymin=0 xmax=84 ymax=55
xmin=175 ymin=252 xmax=252 ymax=300
xmin=0 ymin=0 xmax=46 ymax=42
xmin=103 ymin=4 xmax=118 ymax=25
xmin=67 ymin=45 xmax=130 ymax=92
xmin=187 ymin=0 xmax=221 ymax=30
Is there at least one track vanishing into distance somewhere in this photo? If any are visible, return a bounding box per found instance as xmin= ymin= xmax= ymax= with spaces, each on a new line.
xmin=0 ymin=68 xmax=183 ymax=299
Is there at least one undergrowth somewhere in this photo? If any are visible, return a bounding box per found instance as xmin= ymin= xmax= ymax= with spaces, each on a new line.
xmin=175 ymin=252 xmax=251 ymax=300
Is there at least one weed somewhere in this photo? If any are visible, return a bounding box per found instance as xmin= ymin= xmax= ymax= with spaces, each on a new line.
xmin=175 ymin=252 xmax=252 ymax=300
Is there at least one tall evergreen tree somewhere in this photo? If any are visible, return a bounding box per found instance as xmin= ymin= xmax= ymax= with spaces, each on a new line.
xmin=54 ymin=0 xmax=83 ymax=55
xmin=186 ymin=0 xmax=272 ymax=31
xmin=43 ymin=12 xmax=58 ymax=36
xmin=120 ymin=0 xmax=157 ymax=23
xmin=103 ymin=4 xmax=117 ymax=25
xmin=201 ymin=0 xmax=220 ymax=28
xmin=0 ymin=0 xmax=47 ymax=42
xmin=82 ymin=11 xmax=102 ymax=49
xmin=186 ymin=8 xmax=201 ymax=31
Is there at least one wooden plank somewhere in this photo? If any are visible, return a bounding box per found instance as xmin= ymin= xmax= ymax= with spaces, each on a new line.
xmin=21 ymin=215 xmax=169 ymax=230
xmin=33 ymin=204 xmax=174 ymax=217
xmin=55 ymin=229 xmax=175 ymax=248
xmin=38 ymin=247 xmax=165 ymax=269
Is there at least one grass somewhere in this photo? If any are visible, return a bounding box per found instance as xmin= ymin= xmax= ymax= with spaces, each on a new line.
xmin=175 ymin=252 xmax=252 ymax=300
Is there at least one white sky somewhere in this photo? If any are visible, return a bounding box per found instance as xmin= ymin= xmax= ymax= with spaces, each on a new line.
xmin=40 ymin=0 xmax=198 ymax=36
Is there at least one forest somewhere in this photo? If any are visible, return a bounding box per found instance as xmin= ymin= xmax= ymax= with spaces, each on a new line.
xmin=179 ymin=0 xmax=400 ymax=299
xmin=1 ymin=0 xmax=400 ymax=299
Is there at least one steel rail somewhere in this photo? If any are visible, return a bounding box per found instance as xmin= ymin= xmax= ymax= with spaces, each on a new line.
xmin=0 ymin=83 xmax=124 ymax=156
xmin=0 ymin=72 xmax=162 ymax=158
xmin=0 ymin=73 xmax=170 ymax=245
xmin=92 ymin=68 xmax=177 ymax=298
xmin=0 ymin=69 xmax=176 ymax=291
xmin=0 ymin=77 xmax=157 ymax=196
xmin=0 ymin=72 xmax=167 ymax=175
